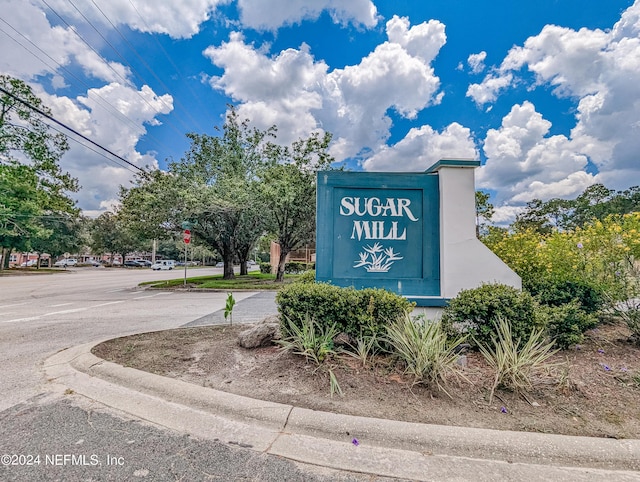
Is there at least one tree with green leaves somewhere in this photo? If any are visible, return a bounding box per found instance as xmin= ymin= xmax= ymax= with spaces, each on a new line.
xmin=29 ymin=213 xmax=86 ymax=267
xmin=512 ymin=184 xmax=640 ymax=234
xmin=260 ymin=132 xmax=334 ymax=282
xmin=171 ymin=108 xmax=273 ymax=279
xmin=0 ymin=75 xmax=79 ymax=268
xmin=90 ymin=212 xmax=139 ymax=265
xmin=475 ymin=190 xmax=494 ymax=237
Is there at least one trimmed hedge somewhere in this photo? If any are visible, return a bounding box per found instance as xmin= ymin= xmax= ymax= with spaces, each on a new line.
xmin=441 ymin=283 xmax=539 ymax=348
xmin=259 ymin=262 xmax=315 ymax=275
xmin=259 ymin=262 xmax=271 ymax=274
xmin=539 ymin=301 xmax=598 ymax=349
xmin=276 ymin=282 xmax=414 ymax=339
xmin=525 ymin=278 xmax=604 ymax=314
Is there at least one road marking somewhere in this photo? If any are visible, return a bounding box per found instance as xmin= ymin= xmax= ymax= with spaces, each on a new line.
xmin=51 ymin=303 xmax=73 ymax=307
xmin=0 ymin=302 xmax=29 ymax=309
xmin=3 ymin=300 xmax=125 ymax=323
xmin=92 ymin=301 xmax=126 ymax=308
xmin=3 ymin=316 xmax=41 ymax=323
xmin=132 ymin=293 xmax=171 ymax=300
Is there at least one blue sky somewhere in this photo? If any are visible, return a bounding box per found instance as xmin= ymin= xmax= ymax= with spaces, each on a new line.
xmin=1 ymin=0 xmax=638 ymax=222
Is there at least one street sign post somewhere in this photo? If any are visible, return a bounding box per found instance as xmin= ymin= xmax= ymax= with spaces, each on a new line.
xmin=183 ymin=229 xmax=191 ymax=285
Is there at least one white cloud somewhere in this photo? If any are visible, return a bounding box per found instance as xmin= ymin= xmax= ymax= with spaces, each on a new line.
xmin=0 ymin=0 xmax=131 ymax=83
xmin=491 ymin=205 xmax=525 ymax=225
xmin=467 ymin=51 xmax=486 ymax=74
xmin=474 ymin=0 xmax=640 ymax=216
xmin=478 ymin=102 xmax=595 ymax=204
xmin=43 ymin=0 xmax=228 ymax=39
xmin=466 ymin=73 xmax=512 ymax=106
xmin=237 ymin=0 xmax=378 ymax=31
xmin=204 ymin=16 xmax=446 ymax=163
xmin=38 ymin=83 xmax=173 ymax=212
xmin=363 ymin=123 xmax=477 ymax=171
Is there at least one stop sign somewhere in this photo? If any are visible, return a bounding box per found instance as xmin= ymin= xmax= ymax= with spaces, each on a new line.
xmin=183 ymin=229 xmax=191 ymax=244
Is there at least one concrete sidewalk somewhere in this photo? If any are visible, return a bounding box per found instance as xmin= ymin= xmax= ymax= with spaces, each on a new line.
xmin=43 ymin=293 xmax=640 ymax=481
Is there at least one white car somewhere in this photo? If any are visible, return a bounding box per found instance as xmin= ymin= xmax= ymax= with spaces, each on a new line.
xmin=54 ymin=258 xmax=78 ymax=267
xmin=20 ymin=260 xmax=37 ymax=267
xmin=151 ymin=260 xmax=175 ymax=270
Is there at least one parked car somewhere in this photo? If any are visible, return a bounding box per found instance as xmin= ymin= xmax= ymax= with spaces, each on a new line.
xmin=20 ymin=260 xmax=37 ymax=267
xmin=124 ymin=260 xmax=144 ymax=267
xmin=151 ymin=260 xmax=175 ymax=270
xmin=54 ymin=258 xmax=77 ymax=267
xmin=215 ymin=262 xmax=224 ymax=267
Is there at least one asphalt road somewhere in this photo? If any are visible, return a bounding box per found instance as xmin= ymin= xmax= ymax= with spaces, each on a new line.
xmin=0 ymin=268 xmax=383 ymax=481
xmin=0 ymin=266 xmax=259 ymax=412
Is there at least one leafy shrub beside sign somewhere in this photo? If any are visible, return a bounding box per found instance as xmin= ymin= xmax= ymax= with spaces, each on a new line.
xmin=276 ymin=281 xmax=413 ymax=339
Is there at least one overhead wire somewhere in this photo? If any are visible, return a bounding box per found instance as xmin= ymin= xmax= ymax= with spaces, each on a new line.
xmin=0 ymin=18 xmax=175 ymax=157
xmin=39 ymin=0 xmax=189 ymax=140
xmin=0 ymin=84 xmax=145 ymax=174
xmin=127 ymin=0 xmax=217 ymax=130
xmin=64 ymin=0 xmax=191 ymax=133
xmin=88 ymin=0 xmax=207 ymax=133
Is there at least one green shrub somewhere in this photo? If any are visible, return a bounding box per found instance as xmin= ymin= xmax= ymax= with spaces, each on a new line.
xmin=259 ymin=262 xmax=271 ymax=274
xmin=276 ymin=282 xmax=413 ymax=339
xmin=296 ymin=270 xmax=316 ymax=284
xmin=526 ymin=278 xmax=604 ymax=314
xmin=259 ymin=261 xmax=313 ymax=275
xmin=539 ymin=301 xmax=598 ymax=349
xmin=285 ymin=261 xmax=311 ymax=273
xmin=385 ymin=313 xmax=466 ymax=392
xmin=441 ymin=283 xmax=539 ymax=348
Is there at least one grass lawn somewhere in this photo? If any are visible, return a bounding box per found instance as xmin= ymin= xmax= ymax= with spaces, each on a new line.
xmin=143 ymin=271 xmax=299 ymax=290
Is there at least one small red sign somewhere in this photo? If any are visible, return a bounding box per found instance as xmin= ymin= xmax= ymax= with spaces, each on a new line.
xmin=183 ymin=229 xmax=191 ymax=244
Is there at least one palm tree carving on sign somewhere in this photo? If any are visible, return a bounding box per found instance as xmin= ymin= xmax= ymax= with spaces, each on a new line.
xmin=353 ymin=242 xmax=403 ymax=272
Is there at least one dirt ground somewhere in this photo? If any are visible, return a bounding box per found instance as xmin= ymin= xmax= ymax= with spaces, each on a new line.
xmin=93 ymin=320 xmax=640 ymax=439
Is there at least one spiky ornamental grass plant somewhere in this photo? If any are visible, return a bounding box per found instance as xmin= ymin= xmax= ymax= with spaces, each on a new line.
xmin=478 ymin=316 xmax=559 ymax=404
xmin=342 ymin=318 xmax=382 ymax=368
xmin=277 ymin=315 xmax=343 ymax=397
xmin=277 ymin=315 xmax=339 ymax=365
xmin=385 ymin=313 xmax=467 ymax=394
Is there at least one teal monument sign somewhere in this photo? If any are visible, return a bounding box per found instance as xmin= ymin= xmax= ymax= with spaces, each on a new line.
xmin=316 ymin=171 xmax=441 ymax=303
xmin=316 ymin=160 xmax=521 ymax=307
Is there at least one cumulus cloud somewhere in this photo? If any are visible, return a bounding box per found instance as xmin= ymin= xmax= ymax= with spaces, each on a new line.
xmin=238 ymin=0 xmax=378 ymax=31
xmin=478 ymin=102 xmax=595 ymax=207
xmin=0 ymin=0 xmax=130 ymax=83
xmin=467 ymin=51 xmax=487 ymax=74
xmin=472 ymin=1 xmax=640 ymax=222
xmin=466 ymin=73 xmax=512 ymax=106
xmin=363 ymin=123 xmax=477 ymax=171
xmin=1 ymin=1 xmax=175 ymax=214
xmin=204 ymin=15 xmax=446 ymax=162
xmin=39 ymin=83 xmax=173 ymax=212
xmin=42 ymin=0 xmax=228 ymax=39
xmin=42 ymin=0 xmax=377 ymax=38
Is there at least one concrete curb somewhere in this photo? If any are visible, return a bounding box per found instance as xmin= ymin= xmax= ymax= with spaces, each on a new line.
xmin=43 ymin=341 xmax=640 ymax=481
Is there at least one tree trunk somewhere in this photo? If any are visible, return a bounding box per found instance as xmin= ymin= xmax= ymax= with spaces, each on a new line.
xmin=239 ymin=259 xmax=248 ymax=276
xmin=223 ymin=251 xmax=235 ymax=280
xmin=276 ymin=248 xmax=288 ymax=282
xmin=0 ymin=247 xmax=7 ymax=271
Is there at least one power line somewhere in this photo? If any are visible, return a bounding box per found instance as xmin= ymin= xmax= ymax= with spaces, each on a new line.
xmin=45 ymin=122 xmax=140 ymax=175
xmin=0 ymin=18 xmax=174 ymax=156
xmin=39 ymin=0 xmax=189 ymax=141
xmin=0 ymin=85 xmax=145 ymax=173
xmin=87 ymin=0 xmax=206 ymax=133
xmin=127 ymin=0 xmax=216 ymax=129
